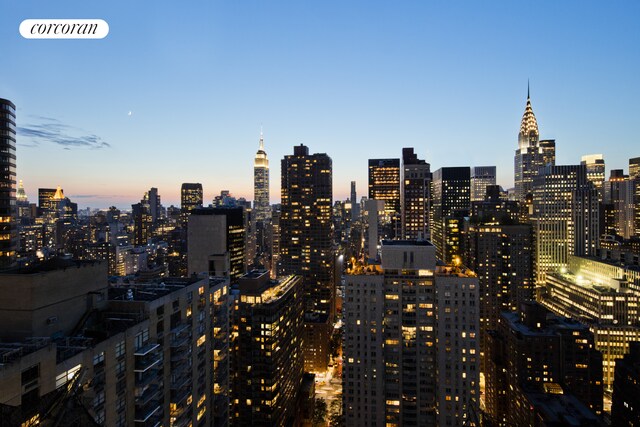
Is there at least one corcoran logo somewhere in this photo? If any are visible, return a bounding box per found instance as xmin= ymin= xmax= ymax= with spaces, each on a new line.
xmin=20 ymin=19 xmax=109 ymax=39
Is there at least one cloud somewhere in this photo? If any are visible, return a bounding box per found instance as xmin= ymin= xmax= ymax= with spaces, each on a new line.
xmin=17 ymin=116 xmax=110 ymax=150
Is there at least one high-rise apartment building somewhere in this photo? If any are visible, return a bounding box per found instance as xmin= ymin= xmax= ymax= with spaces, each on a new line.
xmin=188 ymin=207 xmax=245 ymax=282
xmin=280 ymin=144 xmax=334 ymax=372
xmin=180 ymin=182 xmax=203 ymax=225
xmin=343 ymin=240 xmax=479 ymax=427
xmin=485 ymin=301 xmax=603 ymax=426
xmin=400 ymin=148 xmax=431 ymax=239
xmin=514 ymin=88 xmax=555 ymax=202
xmin=368 ymin=158 xmax=400 ymax=236
xmin=431 ymin=167 xmax=470 ymax=264
xmin=531 ymin=164 xmax=599 ymax=283
xmin=253 ymin=131 xmax=271 ymax=224
xmin=0 ymin=98 xmax=17 ymax=269
xmin=0 ymin=260 xmax=230 ymax=427
xmin=232 ymin=271 xmax=305 ymax=426
xmin=470 ymin=166 xmax=496 ymax=202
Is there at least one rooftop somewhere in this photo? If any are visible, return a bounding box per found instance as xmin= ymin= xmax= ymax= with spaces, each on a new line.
xmin=2 ymin=258 xmax=103 ymax=275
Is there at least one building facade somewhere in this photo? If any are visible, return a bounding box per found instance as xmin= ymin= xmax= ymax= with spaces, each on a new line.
xmin=400 ymin=148 xmax=431 ymax=240
xmin=431 ymin=167 xmax=470 ymax=264
xmin=0 ymin=98 xmax=17 ymax=269
xmin=232 ymin=272 xmax=305 ymax=426
xmin=280 ymin=144 xmax=334 ymax=372
xmin=343 ymin=240 xmax=479 ymax=427
xmin=470 ymin=166 xmax=496 ymax=202
xmin=253 ymin=132 xmax=271 ymax=224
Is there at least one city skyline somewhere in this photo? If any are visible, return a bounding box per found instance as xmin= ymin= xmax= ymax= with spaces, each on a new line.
xmin=2 ymin=1 xmax=639 ymax=208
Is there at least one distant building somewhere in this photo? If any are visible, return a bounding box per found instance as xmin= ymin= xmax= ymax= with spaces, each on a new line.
xmin=400 ymin=148 xmax=431 ymax=239
xmin=180 ymin=182 xmax=203 ymax=225
xmin=531 ymin=164 xmax=599 ymax=283
xmin=343 ymin=240 xmax=479 ymax=427
xmin=431 ymin=167 xmax=470 ymax=264
xmin=0 ymin=98 xmax=17 ymax=269
xmin=368 ymin=158 xmax=400 ymax=237
xmin=581 ymin=154 xmax=605 ymax=201
xmin=253 ymin=131 xmax=271 ymax=224
xmin=363 ymin=199 xmax=385 ymax=262
xmin=350 ymin=180 xmax=359 ymax=221
xmin=603 ymin=169 xmax=636 ymax=239
xmin=470 ymin=166 xmax=496 ymax=202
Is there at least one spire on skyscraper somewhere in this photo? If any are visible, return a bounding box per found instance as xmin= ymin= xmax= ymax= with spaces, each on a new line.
xmin=519 ymin=83 xmax=539 ymax=146
xmin=259 ymin=128 xmax=265 ymax=152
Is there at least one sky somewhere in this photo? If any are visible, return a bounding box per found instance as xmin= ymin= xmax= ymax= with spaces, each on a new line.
xmin=1 ymin=1 xmax=639 ymax=209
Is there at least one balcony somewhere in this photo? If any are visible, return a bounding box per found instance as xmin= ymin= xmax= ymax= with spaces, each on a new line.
xmin=170 ymin=347 xmax=191 ymax=363
xmin=135 ymin=384 xmax=161 ymax=406
xmin=135 ymin=369 xmax=160 ymax=389
xmin=170 ymin=334 xmax=190 ymax=349
xmin=170 ymin=374 xmax=192 ymax=391
xmin=134 ymin=400 xmax=161 ymax=423
xmin=171 ymin=322 xmax=190 ymax=336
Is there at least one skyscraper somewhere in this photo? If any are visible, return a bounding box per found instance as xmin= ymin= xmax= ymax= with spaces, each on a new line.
xmin=531 ymin=164 xmax=599 ymax=284
xmin=629 ymin=156 xmax=640 ymax=180
xmin=147 ymin=187 xmax=161 ymax=223
xmin=470 ymin=166 xmax=496 ymax=202
xmin=180 ymin=182 xmax=203 ymax=224
xmin=400 ymin=148 xmax=431 ymax=239
xmin=581 ymin=154 xmax=606 ymax=200
xmin=464 ymin=201 xmax=533 ymax=359
xmin=0 ymin=98 xmax=17 ymax=269
xmin=233 ymin=271 xmax=305 ymax=426
xmin=431 ymin=167 xmax=470 ymax=263
xmin=629 ymin=157 xmax=640 ymax=238
xmin=280 ymin=144 xmax=334 ymax=372
xmin=343 ymin=240 xmax=479 ymax=426
xmin=350 ymin=180 xmax=359 ymax=220
xmin=514 ymin=87 xmax=555 ymax=202
xmin=368 ymin=158 xmax=400 ymax=237
xmin=253 ymin=131 xmax=270 ymax=224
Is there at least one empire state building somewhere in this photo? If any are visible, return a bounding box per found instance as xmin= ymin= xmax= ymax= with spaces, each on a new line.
xmin=514 ymin=85 xmax=555 ymax=202
xmin=253 ymin=131 xmax=270 ymax=223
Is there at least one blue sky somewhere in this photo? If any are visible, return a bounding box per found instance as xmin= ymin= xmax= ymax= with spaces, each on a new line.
xmin=1 ymin=1 xmax=639 ymax=208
